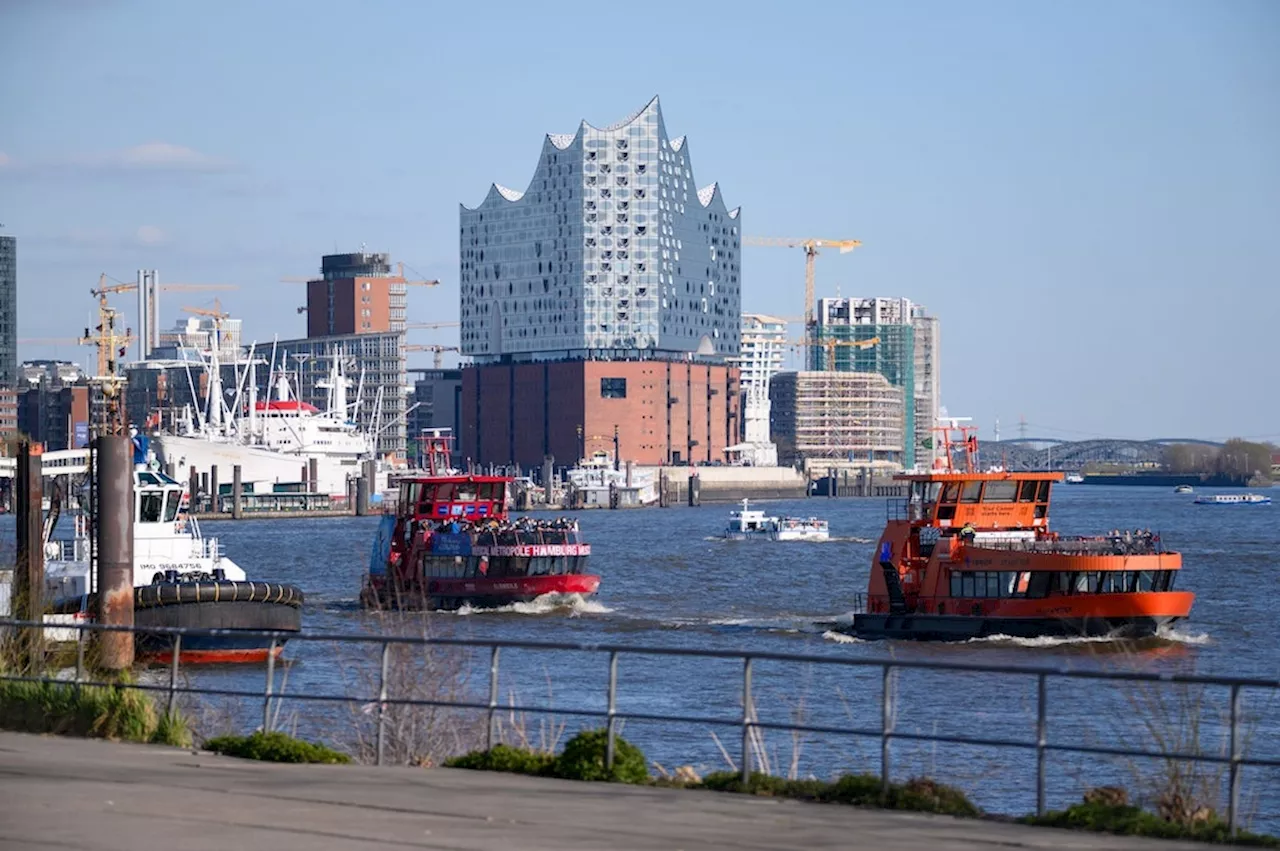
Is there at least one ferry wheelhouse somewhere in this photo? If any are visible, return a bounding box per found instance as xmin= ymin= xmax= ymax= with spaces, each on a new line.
xmin=850 ymin=425 xmax=1194 ymax=641
xmin=361 ymin=434 xmax=598 ymax=610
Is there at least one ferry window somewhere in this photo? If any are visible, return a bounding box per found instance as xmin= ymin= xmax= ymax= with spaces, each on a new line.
xmin=960 ymin=572 xmax=975 ymax=597
xmin=1036 ymin=481 xmax=1052 ymax=502
xmin=1160 ymin=571 xmax=1175 ymax=591
xmin=1018 ymin=481 xmax=1038 ymax=502
xmin=478 ymin=482 xmax=496 ymax=502
xmin=1136 ymin=571 xmax=1154 ymax=592
xmin=140 ymin=492 xmax=164 ymax=523
xmin=950 ymin=573 xmax=962 ymax=597
xmin=960 ymin=482 xmax=983 ymax=503
xmin=457 ymin=484 xmax=478 ymax=502
xmin=940 ymin=483 xmax=961 ymax=503
xmin=1026 ymin=571 xmax=1053 ymax=598
xmin=984 ymin=481 xmax=1018 ymax=503
xmin=986 ymin=573 xmax=1001 ymax=598
xmin=435 ymin=484 xmax=457 ymax=502
xmin=601 ymin=377 xmax=627 ymax=398
xmin=164 ymin=491 xmax=182 ymax=522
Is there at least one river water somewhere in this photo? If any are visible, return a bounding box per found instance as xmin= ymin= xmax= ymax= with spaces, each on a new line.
xmin=7 ymin=485 xmax=1280 ymax=828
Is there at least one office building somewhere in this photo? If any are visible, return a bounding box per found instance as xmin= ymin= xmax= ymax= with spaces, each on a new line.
xmin=16 ymin=363 xmax=92 ymax=450
xmin=769 ymin=371 xmax=905 ymax=469
xmin=730 ymin=313 xmax=788 ymax=465
xmin=306 ymin=251 xmax=408 ymax=337
xmin=0 ymin=235 xmax=15 ymax=388
xmin=458 ymin=97 xmax=743 ymax=466
xmin=153 ymin=316 xmax=244 ymax=361
xmin=407 ymin=368 xmax=463 ymax=464
xmin=812 ymin=297 xmax=918 ymax=469
xmin=910 ymin=305 xmax=941 ymax=466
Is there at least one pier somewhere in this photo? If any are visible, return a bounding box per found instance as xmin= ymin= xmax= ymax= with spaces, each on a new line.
xmin=0 ymin=731 xmax=1198 ymax=851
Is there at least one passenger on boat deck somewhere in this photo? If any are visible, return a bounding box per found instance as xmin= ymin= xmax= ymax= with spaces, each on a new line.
xmin=959 ymin=523 xmax=976 ymax=543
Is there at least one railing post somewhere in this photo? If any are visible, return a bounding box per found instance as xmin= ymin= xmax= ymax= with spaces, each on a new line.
xmin=1228 ymin=684 xmax=1241 ymax=837
xmin=376 ymin=641 xmax=390 ymax=767
xmin=1036 ymin=673 xmax=1047 ymax=816
xmin=741 ymin=656 xmax=753 ymax=784
xmin=263 ymin=637 xmax=277 ymax=732
xmin=487 ymin=645 xmax=500 ymax=750
xmin=881 ymin=664 xmax=894 ymax=796
xmin=74 ymin=624 xmax=85 ymax=698
xmin=606 ymin=650 xmax=619 ymax=770
xmin=167 ymin=634 xmax=182 ymax=719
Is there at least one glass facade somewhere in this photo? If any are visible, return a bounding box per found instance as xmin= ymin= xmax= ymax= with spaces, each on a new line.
xmin=460 ymin=97 xmax=741 ymax=364
xmin=0 ymin=236 xmax=16 ymax=388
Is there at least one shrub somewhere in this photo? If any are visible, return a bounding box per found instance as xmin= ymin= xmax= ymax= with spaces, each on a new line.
xmin=554 ymin=729 xmax=648 ymax=784
xmin=701 ymin=771 xmax=979 ymax=817
xmin=204 ymin=731 xmax=350 ymax=764
xmin=445 ymin=744 xmax=556 ymax=776
xmin=1024 ymin=800 xmax=1279 ymax=847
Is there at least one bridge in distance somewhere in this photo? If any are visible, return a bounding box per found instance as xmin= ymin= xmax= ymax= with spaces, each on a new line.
xmin=980 ymin=437 xmax=1224 ymax=472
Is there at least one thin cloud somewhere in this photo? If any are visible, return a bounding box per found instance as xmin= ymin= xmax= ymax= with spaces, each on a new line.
xmin=0 ymin=143 xmax=236 ymax=175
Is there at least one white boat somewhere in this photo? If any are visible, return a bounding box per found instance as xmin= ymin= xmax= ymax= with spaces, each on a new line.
xmin=1174 ymin=485 xmax=1194 ymax=494
xmin=566 ymin=451 xmax=658 ymax=508
xmin=38 ymin=458 xmax=303 ymax=662
xmin=724 ymin=499 xmax=829 ymax=541
xmin=150 ymin=345 xmax=382 ymax=498
xmin=1064 ymin=473 xmax=1085 ymax=484
xmin=1193 ymin=493 xmax=1271 ymax=505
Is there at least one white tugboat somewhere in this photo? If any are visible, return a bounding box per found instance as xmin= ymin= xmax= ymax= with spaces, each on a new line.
xmin=723 ymin=499 xmax=830 ymax=542
xmin=42 ymin=439 xmax=303 ymax=663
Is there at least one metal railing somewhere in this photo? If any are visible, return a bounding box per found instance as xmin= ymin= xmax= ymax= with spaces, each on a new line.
xmin=2 ymin=618 xmax=1278 ymax=835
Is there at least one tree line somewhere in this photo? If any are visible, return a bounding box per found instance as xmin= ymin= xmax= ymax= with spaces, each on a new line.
xmin=1163 ymin=439 xmax=1276 ymax=480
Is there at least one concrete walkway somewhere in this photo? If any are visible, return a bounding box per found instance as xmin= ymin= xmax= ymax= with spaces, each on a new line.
xmin=0 ymin=732 xmax=1213 ymax=850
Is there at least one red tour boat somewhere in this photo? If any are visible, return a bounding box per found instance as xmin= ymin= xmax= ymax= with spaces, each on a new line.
xmin=849 ymin=424 xmax=1194 ymax=641
xmin=360 ymin=433 xmax=599 ymax=610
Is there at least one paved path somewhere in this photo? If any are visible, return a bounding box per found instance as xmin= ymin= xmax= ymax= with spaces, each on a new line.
xmin=0 ymin=732 xmax=1212 ymax=850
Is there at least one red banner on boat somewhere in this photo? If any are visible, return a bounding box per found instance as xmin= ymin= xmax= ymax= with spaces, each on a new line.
xmin=472 ymin=544 xmax=591 ymax=557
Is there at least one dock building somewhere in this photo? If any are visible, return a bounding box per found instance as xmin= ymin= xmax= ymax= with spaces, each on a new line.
xmin=458 ymin=96 xmax=742 ymax=467
xmin=769 ymin=371 xmax=906 ymax=469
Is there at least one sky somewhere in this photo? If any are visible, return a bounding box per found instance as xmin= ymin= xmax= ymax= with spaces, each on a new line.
xmin=2 ymin=0 xmax=1277 ymax=442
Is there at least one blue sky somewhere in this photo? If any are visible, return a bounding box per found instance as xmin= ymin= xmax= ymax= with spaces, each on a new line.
xmin=2 ymin=0 xmax=1277 ymax=442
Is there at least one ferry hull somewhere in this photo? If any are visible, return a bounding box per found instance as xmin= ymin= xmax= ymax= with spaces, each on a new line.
xmin=849 ymin=613 xmax=1180 ymax=642
xmin=364 ymin=573 xmax=600 ymax=611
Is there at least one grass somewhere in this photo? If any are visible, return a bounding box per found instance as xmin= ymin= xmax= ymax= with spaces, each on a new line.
xmin=203 ymin=730 xmax=351 ymax=764
xmin=699 ymin=771 xmax=981 ymax=817
xmin=0 ymin=677 xmax=190 ymax=747
xmin=446 ymin=729 xmax=648 ymax=784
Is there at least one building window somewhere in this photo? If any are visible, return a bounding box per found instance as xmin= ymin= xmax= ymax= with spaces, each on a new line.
xmin=600 ymin=378 xmax=626 ymax=399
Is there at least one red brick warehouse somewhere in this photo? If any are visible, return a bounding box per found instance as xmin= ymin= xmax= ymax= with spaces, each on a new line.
xmin=461 ymin=361 xmax=739 ymax=467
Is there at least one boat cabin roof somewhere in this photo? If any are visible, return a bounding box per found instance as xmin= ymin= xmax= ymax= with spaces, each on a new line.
xmin=901 ymin=472 xmax=1063 ymax=531
xmin=895 ymin=471 xmax=1064 ymax=484
xmin=397 ymin=475 xmax=509 ymax=522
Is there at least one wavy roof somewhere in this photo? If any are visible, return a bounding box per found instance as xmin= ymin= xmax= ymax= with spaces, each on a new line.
xmin=462 ymin=95 xmax=738 ymax=218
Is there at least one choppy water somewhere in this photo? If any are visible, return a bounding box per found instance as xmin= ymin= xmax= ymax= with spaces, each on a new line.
xmin=7 ymin=485 xmax=1280 ymax=828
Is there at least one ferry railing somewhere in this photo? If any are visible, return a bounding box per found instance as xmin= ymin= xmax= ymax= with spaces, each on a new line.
xmin=1 ymin=617 xmax=1278 ymax=836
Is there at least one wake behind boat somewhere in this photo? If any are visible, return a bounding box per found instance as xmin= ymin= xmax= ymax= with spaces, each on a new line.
xmin=723 ymin=499 xmax=829 ymax=542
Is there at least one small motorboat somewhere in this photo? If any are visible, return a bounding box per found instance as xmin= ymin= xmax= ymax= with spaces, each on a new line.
xmin=1193 ymin=493 xmax=1270 ymax=505
xmin=724 ymin=499 xmax=829 ymax=542
xmin=1174 ymin=485 xmax=1194 ymax=494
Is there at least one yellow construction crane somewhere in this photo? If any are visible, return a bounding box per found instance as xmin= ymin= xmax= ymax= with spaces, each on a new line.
xmin=403 ymin=344 xmax=459 ymax=369
xmin=90 ymin=273 xmax=238 ymax=357
xmin=742 ymin=237 xmax=863 ymax=357
xmin=786 ymin=335 xmax=879 ymax=369
xmin=78 ymin=301 xmax=134 ymax=435
xmin=181 ymin=299 xmax=230 ymax=323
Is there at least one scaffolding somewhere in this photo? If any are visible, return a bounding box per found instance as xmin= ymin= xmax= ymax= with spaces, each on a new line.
xmin=769 ymin=371 xmax=905 ymax=468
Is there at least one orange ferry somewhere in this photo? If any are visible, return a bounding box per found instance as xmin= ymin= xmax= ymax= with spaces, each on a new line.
xmin=850 ymin=425 xmax=1194 ymax=641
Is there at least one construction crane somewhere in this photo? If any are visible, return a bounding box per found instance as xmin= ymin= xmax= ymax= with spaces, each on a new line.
xmin=405 ymin=321 xmax=460 ymax=330
xmin=742 ymin=237 xmax=862 ymax=358
xmin=89 ymin=273 xmax=238 ymax=358
xmin=78 ymin=299 xmax=135 ymax=435
xmin=403 ymin=344 xmax=459 ymax=369
xmin=786 ymin=335 xmax=879 ymax=370
xmin=181 ymin=299 xmax=230 ymax=323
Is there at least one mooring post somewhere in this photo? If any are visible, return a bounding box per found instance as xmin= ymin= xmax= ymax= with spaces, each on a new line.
xmin=356 ymin=476 xmax=369 ymax=517
xmin=308 ymin=457 xmax=319 ymax=494
xmin=96 ymin=434 xmax=135 ymax=671
xmin=231 ymin=464 xmax=243 ymax=520
xmin=542 ymin=455 xmax=554 ymax=505
xmin=188 ymin=466 xmax=198 ymax=503
xmin=14 ymin=441 xmax=45 ymax=671
xmin=687 ymin=472 xmax=700 ymax=507
xmin=300 ymin=464 xmax=309 ymax=491
xmin=209 ymin=465 xmax=219 ymax=514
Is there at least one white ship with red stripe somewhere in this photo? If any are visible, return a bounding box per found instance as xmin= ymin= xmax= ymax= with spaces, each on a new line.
xmin=360 ymin=432 xmax=599 ymax=610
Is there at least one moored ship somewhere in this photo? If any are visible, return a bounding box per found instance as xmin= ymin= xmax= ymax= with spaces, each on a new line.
xmin=848 ymin=424 xmax=1194 ymax=641
xmin=361 ymin=433 xmax=599 ymax=610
